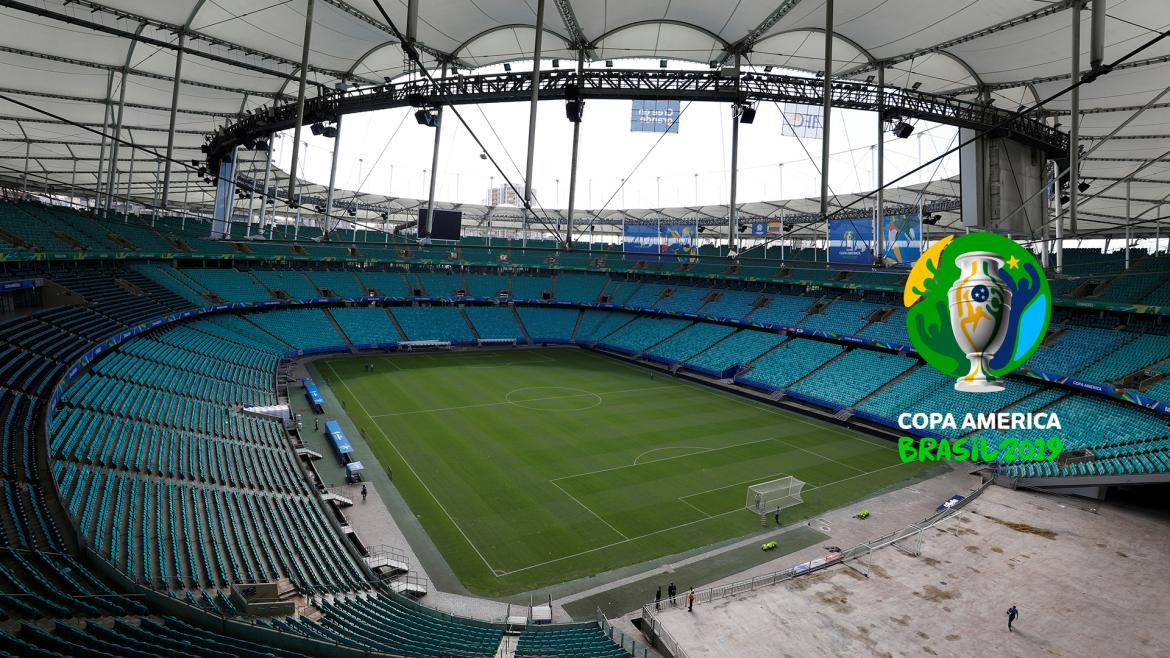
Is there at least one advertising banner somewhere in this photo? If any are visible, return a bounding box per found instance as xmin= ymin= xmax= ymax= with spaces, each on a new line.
xmin=828 ymin=218 xmax=873 ymax=266
xmin=631 ymin=100 xmax=680 ymax=133
xmin=879 ymin=212 xmax=921 ymax=267
xmin=623 ymin=223 xmax=697 ymax=262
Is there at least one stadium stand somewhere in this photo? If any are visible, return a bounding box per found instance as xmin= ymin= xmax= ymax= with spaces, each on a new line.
xmin=645 ymin=322 xmax=736 ymax=363
xmin=392 ymin=306 xmax=476 ymax=341
xmin=247 ymin=309 xmax=347 ymax=350
xmin=789 ymin=349 xmax=917 ymax=406
xmin=464 ymin=305 xmax=525 ymax=340
xmin=599 ymin=316 xmax=691 ymax=353
xmin=331 ymin=307 xmax=403 ymax=345
xmin=517 ymin=307 xmax=581 ymax=342
xmin=554 ymin=273 xmax=608 ymax=304
xmin=743 ymin=338 xmax=843 ymax=389
xmin=515 ymin=624 xmax=628 ymax=658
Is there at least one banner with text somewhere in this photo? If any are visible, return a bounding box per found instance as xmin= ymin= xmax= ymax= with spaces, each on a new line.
xmin=780 ymin=103 xmax=824 ymax=139
xmin=631 ymin=100 xmax=680 ymax=133
xmin=624 ymin=223 xmax=697 ymax=262
xmin=828 ymin=219 xmax=873 ymax=267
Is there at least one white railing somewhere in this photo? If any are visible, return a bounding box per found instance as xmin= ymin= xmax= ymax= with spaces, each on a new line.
xmin=597 ymin=608 xmax=657 ymax=658
xmin=639 ymin=605 xmax=687 ymax=658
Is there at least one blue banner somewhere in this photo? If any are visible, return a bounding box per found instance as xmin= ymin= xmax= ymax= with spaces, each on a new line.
xmin=631 ymin=100 xmax=680 ymax=133
xmin=879 ymin=212 xmax=921 ymax=267
xmin=624 ymin=223 xmax=696 ymax=262
xmin=752 ymin=221 xmax=782 ymax=236
xmin=828 ymin=219 xmax=873 ymax=266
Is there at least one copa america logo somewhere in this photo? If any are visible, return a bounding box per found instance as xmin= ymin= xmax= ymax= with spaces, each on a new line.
xmin=904 ymin=233 xmax=1051 ymax=393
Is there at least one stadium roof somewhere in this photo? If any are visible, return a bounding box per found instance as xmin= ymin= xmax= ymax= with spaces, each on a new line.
xmin=0 ymin=0 xmax=1167 ymax=238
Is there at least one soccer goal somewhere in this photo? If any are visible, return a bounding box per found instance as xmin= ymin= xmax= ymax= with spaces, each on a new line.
xmin=746 ymin=476 xmax=805 ymax=526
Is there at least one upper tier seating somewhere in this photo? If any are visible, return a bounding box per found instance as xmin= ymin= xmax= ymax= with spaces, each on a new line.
xmin=307 ymin=270 xmax=367 ymax=297
xmin=797 ymin=298 xmax=873 ymax=335
xmin=700 ymin=290 xmax=762 ymax=320
xmin=655 ymin=285 xmax=712 ymax=314
xmin=253 ymin=270 xmax=320 ymax=299
xmin=181 ymin=269 xmax=270 ymax=303
xmin=748 ymin=293 xmax=813 ymax=327
xmin=1027 ymin=325 xmax=1135 ymax=374
xmin=553 ymin=273 xmax=608 ymax=304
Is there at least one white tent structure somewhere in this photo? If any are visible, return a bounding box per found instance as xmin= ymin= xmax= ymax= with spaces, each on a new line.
xmin=0 ymin=0 xmax=1166 ymax=244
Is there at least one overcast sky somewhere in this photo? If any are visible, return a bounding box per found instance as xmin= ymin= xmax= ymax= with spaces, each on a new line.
xmin=273 ymin=62 xmax=960 ymax=211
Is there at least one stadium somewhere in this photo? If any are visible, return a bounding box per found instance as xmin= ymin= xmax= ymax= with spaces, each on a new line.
xmin=0 ymin=1 xmax=1168 ymax=656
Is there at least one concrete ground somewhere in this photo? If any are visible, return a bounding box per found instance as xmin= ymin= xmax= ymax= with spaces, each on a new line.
xmin=653 ymin=486 xmax=1170 ymax=657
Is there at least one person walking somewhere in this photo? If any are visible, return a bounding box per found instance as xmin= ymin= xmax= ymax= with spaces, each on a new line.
xmin=1006 ymin=605 xmax=1019 ymax=631
xmin=361 ymin=484 xmax=368 ymax=502
xmin=687 ymin=588 xmax=695 ymax=612
xmin=668 ymin=582 xmax=676 ymax=606
xmin=655 ymin=585 xmax=662 ymax=611
xmin=314 ymin=417 xmax=319 ymax=431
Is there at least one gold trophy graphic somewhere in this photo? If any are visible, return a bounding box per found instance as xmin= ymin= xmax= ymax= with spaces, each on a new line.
xmin=949 ymin=251 xmax=1012 ymax=392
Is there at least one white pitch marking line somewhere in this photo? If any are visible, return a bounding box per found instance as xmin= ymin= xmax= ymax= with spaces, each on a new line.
xmin=677 ymin=496 xmax=712 ymax=518
xmin=772 ymin=436 xmax=867 ymax=475
xmin=324 ymin=361 xmax=500 ymax=575
xmin=368 ymin=384 xmax=677 ymax=418
xmin=499 ymin=459 xmax=922 ymax=576
xmin=550 ymin=437 xmax=779 ymax=483
xmin=632 ymin=445 xmax=711 ymax=466
xmin=548 ymin=479 xmax=629 ymax=541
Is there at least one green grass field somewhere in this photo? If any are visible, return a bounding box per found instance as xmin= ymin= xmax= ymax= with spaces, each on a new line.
xmin=316 ymin=348 xmax=937 ymax=596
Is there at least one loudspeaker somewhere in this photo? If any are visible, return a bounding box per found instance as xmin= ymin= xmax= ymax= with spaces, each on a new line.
xmin=565 ymin=99 xmax=584 ymax=123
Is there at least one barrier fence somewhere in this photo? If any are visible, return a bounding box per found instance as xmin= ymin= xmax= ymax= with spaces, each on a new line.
xmin=596 ymin=608 xmax=657 ymax=658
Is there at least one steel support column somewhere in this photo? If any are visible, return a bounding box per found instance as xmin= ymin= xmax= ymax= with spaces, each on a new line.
xmin=522 ymin=0 xmax=546 ymax=248
xmin=819 ymin=0 xmax=835 ymax=230
xmin=1125 ymin=180 xmax=1131 ymax=269
xmin=875 ymin=65 xmax=885 ymax=265
xmin=122 ymin=142 xmax=136 ymax=221
xmin=565 ymin=49 xmax=584 ymax=249
xmin=258 ymin=135 xmax=274 ymax=238
xmin=95 ymin=70 xmax=114 ymax=211
xmin=324 ymin=114 xmax=344 ymax=229
xmin=162 ymin=31 xmax=185 ymax=209
xmin=21 ymin=136 xmax=29 ymax=194
xmin=424 ymin=64 xmax=447 ymax=237
xmin=286 ymin=0 xmax=315 ymax=207
xmin=1069 ymin=1 xmax=1081 ymax=235
xmin=729 ymin=91 xmax=740 ymax=253
xmin=105 ymin=70 xmax=130 ymax=214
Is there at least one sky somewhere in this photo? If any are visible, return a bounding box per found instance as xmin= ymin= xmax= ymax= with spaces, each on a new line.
xmin=271 ymin=62 xmax=960 ymax=212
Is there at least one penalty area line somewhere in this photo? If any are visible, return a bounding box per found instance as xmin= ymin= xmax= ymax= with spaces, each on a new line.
xmin=499 ymin=459 xmax=923 ymax=576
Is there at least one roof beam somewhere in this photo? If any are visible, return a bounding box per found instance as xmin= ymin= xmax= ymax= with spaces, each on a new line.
xmin=1049 ymin=101 xmax=1170 ymax=116
xmin=732 ymin=0 xmax=804 ymax=55
xmin=841 ymin=0 xmax=1078 ymax=76
xmin=945 ymin=53 xmax=1170 ymax=97
xmin=0 ymin=44 xmax=290 ymax=100
xmin=0 ymin=86 xmax=233 ymax=118
xmin=553 ymin=0 xmax=595 ymax=57
xmin=0 ymin=0 xmax=334 ymax=87
xmin=0 ymin=114 xmax=207 ymax=134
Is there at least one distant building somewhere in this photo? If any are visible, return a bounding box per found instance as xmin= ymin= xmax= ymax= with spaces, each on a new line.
xmin=485 ymin=184 xmax=533 ymax=206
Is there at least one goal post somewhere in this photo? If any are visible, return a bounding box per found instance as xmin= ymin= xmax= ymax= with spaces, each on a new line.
xmin=746 ymin=476 xmax=806 ymax=516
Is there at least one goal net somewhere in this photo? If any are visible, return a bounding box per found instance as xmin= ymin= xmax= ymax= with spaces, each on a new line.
xmin=746 ymin=476 xmax=805 ymax=514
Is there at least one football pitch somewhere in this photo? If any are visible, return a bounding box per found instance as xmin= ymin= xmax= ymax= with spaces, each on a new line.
xmin=315 ymin=348 xmax=938 ymax=596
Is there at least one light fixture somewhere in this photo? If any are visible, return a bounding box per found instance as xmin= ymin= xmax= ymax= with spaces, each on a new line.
xmin=503 ymin=62 xmax=512 ymax=72
xmin=1078 ymin=181 xmax=1091 ymax=193
xmin=911 ymin=81 xmax=922 ymax=90
xmin=764 ymin=65 xmax=773 ymax=73
xmin=815 ymin=70 xmax=824 ymax=77
xmin=552 ymin=58 xmax=560 ymax=68
xmin=605 ymin=60 xmax=614 ymax=67
xmin=659 ymin=59 xmax=668 ymax=68
xmin=865 ymin=75 xmax=875 ymax=83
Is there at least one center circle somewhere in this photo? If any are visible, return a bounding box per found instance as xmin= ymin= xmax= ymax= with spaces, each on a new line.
xmin=505 ymin=386 xmax=604 ymax=411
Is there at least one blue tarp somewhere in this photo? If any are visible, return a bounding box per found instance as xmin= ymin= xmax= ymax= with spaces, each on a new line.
xmin=303 ymin=377 xmax=325 ymax=411
xmin=325 ymin=420 xmax=353 ymax=456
